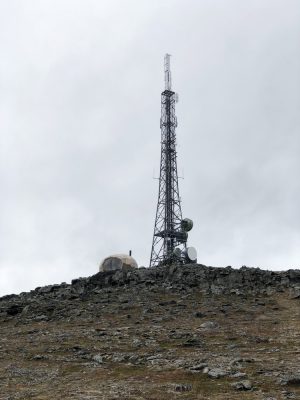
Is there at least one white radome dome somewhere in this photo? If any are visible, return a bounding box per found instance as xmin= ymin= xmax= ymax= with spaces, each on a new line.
xmin=99 ymin=254 xmax=138 ymax=272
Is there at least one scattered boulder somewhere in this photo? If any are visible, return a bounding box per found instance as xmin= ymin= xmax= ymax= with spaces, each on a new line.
xmin=231 ymin=372 xmax=247 ymax=378
xmin=182 ymin=338 xmax=202 ymax=347
xmin=208 ymin=368 xmax=228 ymax=379
xmin=200 ymin=321 xmax=219 ymax=330
xmin=190 ymin=363 xmax=208 ymax=372
xmin=289 ymin=287 xmax=300 ymax=299
xmin=231 ymin=380 xmax=253 ymax=391
xmin=92 ymin=354 xmax=103 ymax=364
xmin=280 ymin=374 xmax=300 ymax=386
xmin=32 ymin=354 xmax=47 ymax=360
xmin=6 ymin=304 xmax=23 ymax=316
xmin=174 ymin=384 xmax=192 ymax=392
xmin=194 ymin=311 xmax=206 ymax=318
xmin=34 ymin=315 xmax=48 ymax=322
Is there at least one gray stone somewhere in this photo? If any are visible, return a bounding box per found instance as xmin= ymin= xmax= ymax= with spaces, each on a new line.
xmin=208 ymin=368 xmax=228 ymax=379
xmin=174 ymin=384 xmax=192 ymax=392
xmin=281 ymin=374 xmax=300 ymax=386
xmin=231 ymin=372 xmax=247 ymax=378
xmin=230 ymin=357 xmax=243 ymax=366
xmin=182 ymin=338 xmax=202 ymax=347
xmin=200 ymin=321 xmax=219 ymax=330
xmin=6 ymin=304 xmax=23 ymax=316
xmin=34 ymin=315 xmax=48 ymax=321
xmin=194 ymin=311 xmax=206 ymax=318
xmin=190 ymin=363 xmax=208 ymax=371
xmin=92 ymin=354 xmax=103 ymax=364
xmin=289 ymin=287 xmax=300 ymax=299
xmin=32 ymin=354 xmax=47 ymax=360
xmin=231 ymin=380 xmax=253 ymax=390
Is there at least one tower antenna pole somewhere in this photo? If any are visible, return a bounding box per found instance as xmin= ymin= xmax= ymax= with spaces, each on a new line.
xmin=164 ymin=53 xmax=172 ymax=90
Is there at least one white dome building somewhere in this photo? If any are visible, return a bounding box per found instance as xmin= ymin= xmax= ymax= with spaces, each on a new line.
xmin=99 ymin=254 xmax=138 ymax=272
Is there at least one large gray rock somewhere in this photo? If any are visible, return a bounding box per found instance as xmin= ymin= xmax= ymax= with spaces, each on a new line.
xmin=208 ymin=368 xmax=228 ymax=379
xmin=231 ymin=380 xmax=253 ymax=390
xmin=92 ymin=354 xmax=103 ymax=364
xmin=200 ymin=321 xmax=219 ymax=330
xmin=280 ymin=374 xmax=300 ymax=386
xmin=174 ymin=384 xmax=192 ymax=392
xmin=289 ymin=287 xmax=300 ymax=299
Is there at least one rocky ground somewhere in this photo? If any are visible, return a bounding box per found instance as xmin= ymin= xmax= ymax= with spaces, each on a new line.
xmin=0 ymin=264 xmax=300 ymax=399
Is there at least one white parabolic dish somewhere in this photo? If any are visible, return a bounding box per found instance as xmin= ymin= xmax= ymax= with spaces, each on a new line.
xmin=186 ymin=247 xmax=197 ymax=262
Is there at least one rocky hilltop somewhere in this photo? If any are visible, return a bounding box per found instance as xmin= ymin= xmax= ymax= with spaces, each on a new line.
xmin=0 ymin=264 xmax=300 ymax=399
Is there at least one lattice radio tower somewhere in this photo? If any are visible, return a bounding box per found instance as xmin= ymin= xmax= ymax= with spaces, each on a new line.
xmin=150 ymin=55 xmax=197 ymax=267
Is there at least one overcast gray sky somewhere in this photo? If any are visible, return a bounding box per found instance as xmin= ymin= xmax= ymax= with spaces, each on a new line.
xmin=1 ymin=0 xmax=300 ymax=295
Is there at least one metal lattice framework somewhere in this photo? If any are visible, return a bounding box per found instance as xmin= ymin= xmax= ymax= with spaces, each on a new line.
xmin=150 ymin=55 xmax=187 ymax=267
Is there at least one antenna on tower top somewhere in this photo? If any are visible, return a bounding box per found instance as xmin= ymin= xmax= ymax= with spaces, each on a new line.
xmin=164 ymin=53 xmax=172 ymax=90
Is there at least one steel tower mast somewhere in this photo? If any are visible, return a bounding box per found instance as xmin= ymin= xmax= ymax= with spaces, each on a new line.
xmin=150 ymin=55 xmax=195 ymax=267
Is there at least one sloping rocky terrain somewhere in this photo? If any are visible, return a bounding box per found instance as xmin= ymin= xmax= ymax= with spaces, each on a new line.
xmin=0 ymin=264 xmax=300 ymax=399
